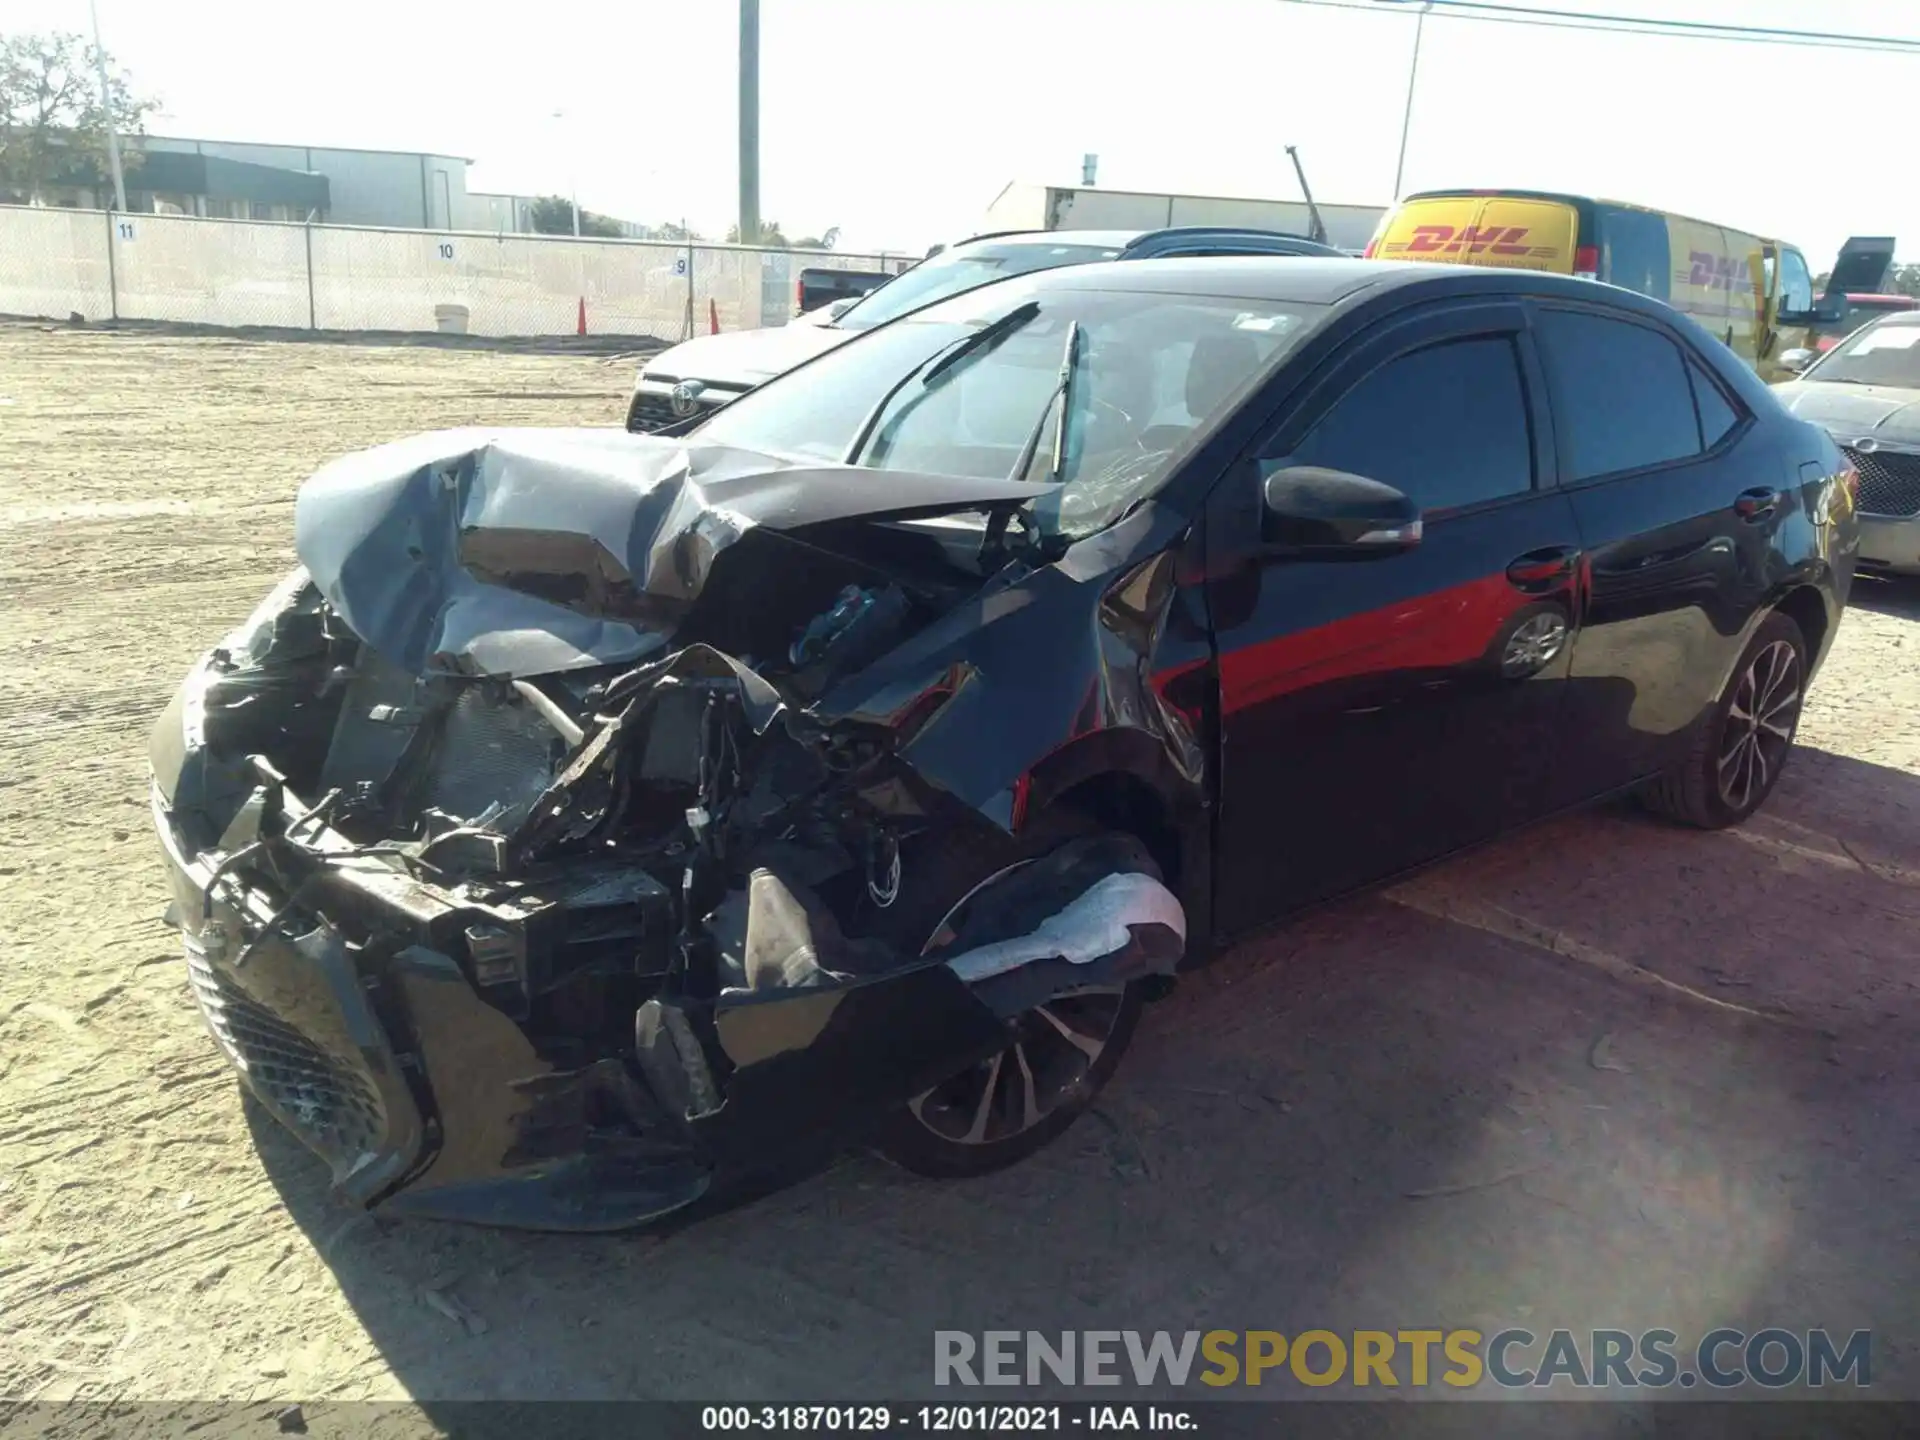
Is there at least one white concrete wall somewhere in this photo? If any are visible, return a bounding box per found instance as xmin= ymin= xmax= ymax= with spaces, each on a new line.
xmin=0 ymin=204 xmax=905 ymax=340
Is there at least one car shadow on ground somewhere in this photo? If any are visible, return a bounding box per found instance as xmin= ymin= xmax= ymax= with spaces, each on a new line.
xmin=243 ymin=745 xmax=1920 ymax=1414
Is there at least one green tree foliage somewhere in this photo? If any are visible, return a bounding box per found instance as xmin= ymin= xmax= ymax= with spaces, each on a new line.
xmin=723 ymin=220 xmax=841 ymax=250
xmin=527 ymin=194 xmax=625 ymax=238
xmin=1885 ymin=263 xmax=1920 ymax=299
xmin=0 ymin=30 xmax=156 ymax=203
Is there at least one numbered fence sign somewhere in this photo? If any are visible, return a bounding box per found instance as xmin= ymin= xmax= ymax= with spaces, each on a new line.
xmin=117 ymin=221 xmax=135 ymax=240
xmin=674 ymin=255 xmax=689 ymax=276
xmin=438 ymin=243 xmax=455 ymax=260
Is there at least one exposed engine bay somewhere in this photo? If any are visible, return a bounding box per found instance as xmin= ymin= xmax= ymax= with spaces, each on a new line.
xmin=149 ymin=430 xmax=1195 ymax=1229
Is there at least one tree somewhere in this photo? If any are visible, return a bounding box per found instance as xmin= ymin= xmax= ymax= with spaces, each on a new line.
xmin=0 ymin=31 xmax=156 ymax=204
xmin=725 ymin=218 xmax=789 ymax=246
xmin=723 ymin=219 xmax=842 ymax=250
xmin=527 ymin=194 xmax=624 ymax=238
xmin=649 ymin=220 xmax=701 ymax=242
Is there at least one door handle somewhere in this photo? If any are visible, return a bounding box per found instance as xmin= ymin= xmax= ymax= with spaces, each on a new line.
xmin=1506 ymin=546 xmax=1580 ymax=592
xmin=1735 ymin=486 xmax=1780 ymax=521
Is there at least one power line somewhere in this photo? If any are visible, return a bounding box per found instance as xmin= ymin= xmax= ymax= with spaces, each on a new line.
xmin=1271 ymin=0 xmax=1920 ymax=55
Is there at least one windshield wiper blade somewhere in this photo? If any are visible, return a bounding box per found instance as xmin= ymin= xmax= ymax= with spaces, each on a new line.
xmin=841 ymin=300 xmax=1040 ymax=466
xmin=1007 ymin=320 xmax=1082 ymax=484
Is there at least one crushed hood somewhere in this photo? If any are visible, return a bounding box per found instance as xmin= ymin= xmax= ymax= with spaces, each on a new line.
xmin=293 ymin=428 xmax=1052 ymax=679
xmin=641 ymin=324 xmax=849 ymax=388
xmin=1774 ymin=381 xmax=1920 ymax=442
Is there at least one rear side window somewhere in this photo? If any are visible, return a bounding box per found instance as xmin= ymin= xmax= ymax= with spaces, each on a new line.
xmin=1533 ymin=309 xmax=1700 ymax=481
xmin=1289 ymin=335 xmax=1534 ymax=512
xmin=1688 ymin=359 xmax=1740 ymax=448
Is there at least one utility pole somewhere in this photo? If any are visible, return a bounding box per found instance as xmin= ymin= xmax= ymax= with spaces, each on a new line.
xmin=551 ymin=110 xmax=581 ymax=236
xmin=1380 ymin=0 xmax=1432 ymax=201
xmin=738 ymin=0 xmax=761 ymax=246
xmin=87 ymin=0 xmax=128 ymax=213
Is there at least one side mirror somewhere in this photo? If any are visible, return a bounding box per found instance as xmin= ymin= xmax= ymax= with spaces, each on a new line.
xmin=1261 ymin=465 xmax=1422 ymax=554
xmin=1782 ymin=295 xmax=1844 ymax=328
xmin=1779 ymin=347 xmax=1817 ymax=375
xmin=829 ymin=297 xmax=859 ymax=319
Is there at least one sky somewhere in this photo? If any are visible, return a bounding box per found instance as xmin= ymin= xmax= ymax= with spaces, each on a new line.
xmin=12 ymin=0 xmax=1920 ymax=269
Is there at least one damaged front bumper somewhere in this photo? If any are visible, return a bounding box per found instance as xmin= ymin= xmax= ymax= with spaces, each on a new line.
xmin=151 ymin=660 xmax=1181 ymax=1231
xmin=152 ymin=766 xmax=718 ymax=1230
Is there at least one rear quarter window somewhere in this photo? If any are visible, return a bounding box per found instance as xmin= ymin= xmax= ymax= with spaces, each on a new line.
xmin=1533 ymin=308 xmax=1702 ymax=481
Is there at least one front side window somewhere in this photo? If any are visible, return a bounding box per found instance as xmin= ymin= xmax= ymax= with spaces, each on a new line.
xmin=1777 ymin=249 xmax=1816 ymax=316
xmin=696 ymin=279 xmax=1324 ymax=540
xmin=1283 ymin=335 xmax=1534 ymax=513
xmin=1533 ymin=308 xmax=1701 ymax=481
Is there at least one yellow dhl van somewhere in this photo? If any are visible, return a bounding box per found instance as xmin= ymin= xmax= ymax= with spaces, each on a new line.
xmin=1364 ymin=190 xmax=1893 ymax=383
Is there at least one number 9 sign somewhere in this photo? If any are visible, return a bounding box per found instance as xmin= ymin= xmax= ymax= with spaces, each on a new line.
xmin=674 ymin=255 xmax=689 ymax=276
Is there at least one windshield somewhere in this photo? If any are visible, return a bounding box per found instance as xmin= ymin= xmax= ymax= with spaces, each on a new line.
xmin=835 ymin=240 xmax=1124 ymax=330
xmin=1808 ymin=319 xmax=1920 ymax=387
xmin=695 ymin=278 xmax=1324 ymax=540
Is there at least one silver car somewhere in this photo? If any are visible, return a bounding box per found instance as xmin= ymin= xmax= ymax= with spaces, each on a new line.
xmin=1775 ymin=309 xmax=1920 ymax=575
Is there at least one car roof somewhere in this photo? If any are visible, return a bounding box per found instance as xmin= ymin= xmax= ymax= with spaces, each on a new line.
xmin=1863 ymin=306 xmax=1920 ymax=324
xmin=950 ymin=226 xmax=1331 ymax=252
xmin=1000 ymin=253 xmax=1731 ymax=313
xmin=997 ymin=255 xmax=1473 ymax=304
xmin=953 ymin=229 xmax=1145 ymax=250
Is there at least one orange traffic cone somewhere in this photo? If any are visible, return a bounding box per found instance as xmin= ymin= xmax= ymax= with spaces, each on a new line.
xmin=576 ymin=297 xmax=587 ymax=336
xmin=709 ymin=299 xmax=720 ymax=335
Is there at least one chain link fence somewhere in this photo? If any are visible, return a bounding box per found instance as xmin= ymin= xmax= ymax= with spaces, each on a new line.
xmin=0 ymin=204 xmax=911 ymax=341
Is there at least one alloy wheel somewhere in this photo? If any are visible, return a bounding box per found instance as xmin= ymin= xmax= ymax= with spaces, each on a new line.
xmin=906 ymin=859 xmax=1130 ymax=1148
xmin=1716 ymin=639 xmax=1802 ymax=811
xmin=905 ymin=986 xmax=1129 ymax=1146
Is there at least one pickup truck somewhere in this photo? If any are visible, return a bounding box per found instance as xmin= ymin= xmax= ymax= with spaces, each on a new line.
xmin=795 ymin=266 xmax=893 ymax=316
xmin=625 ymin=225 xmax=1342 ymax=432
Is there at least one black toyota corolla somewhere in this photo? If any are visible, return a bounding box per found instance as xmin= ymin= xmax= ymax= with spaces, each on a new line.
xmin=149 ymin=258 xmax=1858 ymax=1230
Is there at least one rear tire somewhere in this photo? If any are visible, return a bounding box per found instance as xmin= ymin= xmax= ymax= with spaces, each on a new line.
xmin=1640 ymin=609 xmax=1807 ymax=829
xmin=857 ymin=816 xmax=1150 ymax=1180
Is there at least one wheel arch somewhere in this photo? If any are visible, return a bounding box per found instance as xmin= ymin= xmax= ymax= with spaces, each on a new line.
xmin=1015 ymin=728 xmax=1214 ymax=958
xmin=1771 ymin=582 xmax=1831 ymax=670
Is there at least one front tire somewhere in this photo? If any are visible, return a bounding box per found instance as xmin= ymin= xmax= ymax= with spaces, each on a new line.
xmin=856 ymin=820 xmax=1150 ymax=1180
xmin=1641 ymin=609 xmax=1807 ymax=829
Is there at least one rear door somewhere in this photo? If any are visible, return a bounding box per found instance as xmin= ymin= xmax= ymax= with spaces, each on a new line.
xmin=1760 ymin=244 xmax=1820 ymax=381
xmin=1204 ymin=300 xmax=1585 ymax=934
xmin=1373 ymin=194 xmax=1577 ymax=275
xmin=1528 ymin=301 xmax=1776 ymax=802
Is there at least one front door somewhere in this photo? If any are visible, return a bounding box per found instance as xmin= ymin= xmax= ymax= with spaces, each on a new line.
xmin=1204 ymin=301 xmax=1585 ymax=937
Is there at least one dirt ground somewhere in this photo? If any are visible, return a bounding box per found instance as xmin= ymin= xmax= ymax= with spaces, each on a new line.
xmin=4 ymin=321 xmax=1920 ymax=1418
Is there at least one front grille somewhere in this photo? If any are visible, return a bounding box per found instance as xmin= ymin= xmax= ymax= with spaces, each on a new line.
xmin=625 ymin=386 xmax=744 ymax=434
xmin=185 ymin=936 xmax=387 ymax=1163
xmin=626 ymin=392 xmax=682 ymax=432
xmin=1842 ymin=446 xmax=1920 ymax=517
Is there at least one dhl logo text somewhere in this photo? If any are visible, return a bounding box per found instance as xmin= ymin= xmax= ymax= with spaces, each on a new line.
xmin=1686 ymin=252 xmax=1748 ymax=295
xmin=1390 ymin=225 xmax=1552 ymax=258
